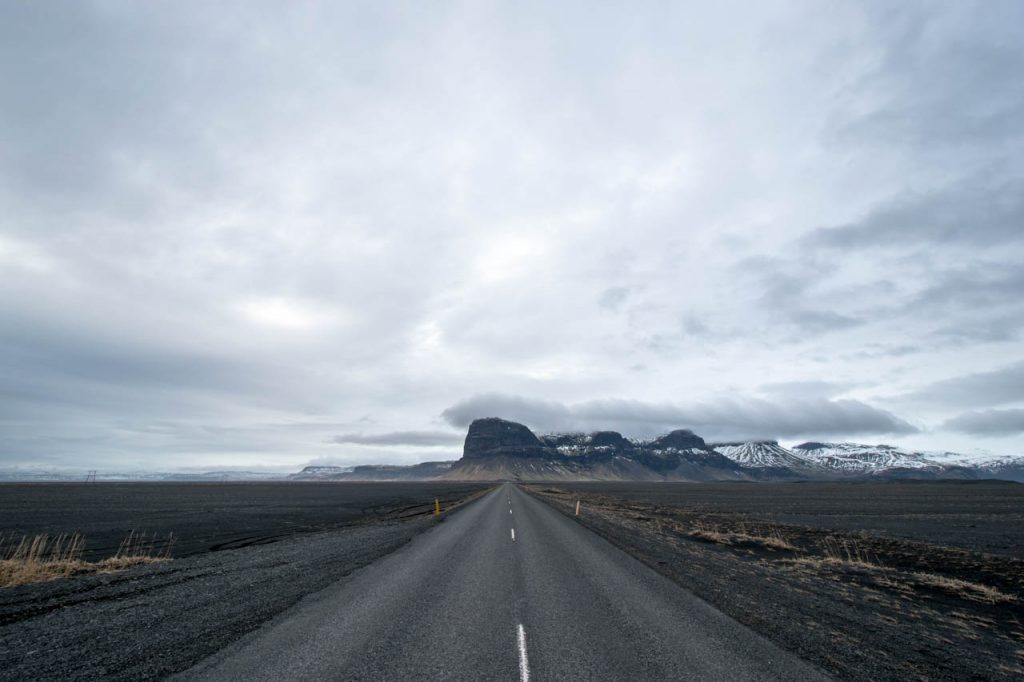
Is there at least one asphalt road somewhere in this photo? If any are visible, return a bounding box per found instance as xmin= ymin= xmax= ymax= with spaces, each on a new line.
xmin=179 ymin=483 xmax=830 ymax=681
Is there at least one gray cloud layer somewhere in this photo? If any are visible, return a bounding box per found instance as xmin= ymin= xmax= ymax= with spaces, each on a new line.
xmin=942 ymin=409 xmax=1024 ymax=436
xmin=1 ymin=1 xmax=1022 ymax=469
xmin=907 ymin=362 xmax=1024 ymax=408
xmin=441 ymin=393 xmax=918 ymax=441
xmin=804 ymin=174 xmax=1024 ymax=250
xmin=332 ymin=431 xmax=463 ymax=447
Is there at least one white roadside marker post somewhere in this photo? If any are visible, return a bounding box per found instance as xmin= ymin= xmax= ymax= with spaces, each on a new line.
xmin=575 ymin=500 xmax=581 ymax=516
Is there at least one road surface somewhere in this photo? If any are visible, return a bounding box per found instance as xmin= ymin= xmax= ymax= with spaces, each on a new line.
xmin=179 ymin=483 xmax=829 ymax=681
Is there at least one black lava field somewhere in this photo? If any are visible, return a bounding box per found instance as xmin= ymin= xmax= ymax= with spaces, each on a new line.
xmin=545 ymin=480 xmax=1024 ymax=557
xmin=0 ymin=482 xmax=490 ymax=561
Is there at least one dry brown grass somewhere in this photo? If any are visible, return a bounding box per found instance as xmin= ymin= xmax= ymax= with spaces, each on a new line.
xmin=0 ymin=530 xmax=175 ymax=588
xmin=784 ymin=537 xmax=878 ymax=570
xmin=819 ymin=536 xmax=878 ymax=568
xmin=539 ymin=486 xmax=1020 ymax=607
xmin=688 ymin=522 xmax=797 ymax=551
xmin=909 ymin=572 xmax=1016 ymax=604
xmin=784 ymin=538 xmax=1015 ymax=604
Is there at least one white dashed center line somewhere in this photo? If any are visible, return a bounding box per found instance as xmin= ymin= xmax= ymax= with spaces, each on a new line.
xmin=510 ymin=528 xmax=515 ymax=542
xmin=517 ymin=624 xmax=530 ymax=682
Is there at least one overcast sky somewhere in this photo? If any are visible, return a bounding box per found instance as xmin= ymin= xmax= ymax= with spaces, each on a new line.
xmin=2 ymin=1 xmax=1023 ymax=471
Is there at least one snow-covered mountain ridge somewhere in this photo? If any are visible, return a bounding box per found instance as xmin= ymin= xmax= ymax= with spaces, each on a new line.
xmin=720 ymin=441 xmax=1024 ymax=480
xmin=444 ymin=418 xmax=1024 ymax=482
xmin=789 ymin=442 xmax=940 ymax=472
xmin=709 ymin=441 xmax=817 ymax=469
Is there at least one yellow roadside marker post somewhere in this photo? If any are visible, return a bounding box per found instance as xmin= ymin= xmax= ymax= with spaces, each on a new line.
xmin=434 ymin=498 xmax=441 ymax=516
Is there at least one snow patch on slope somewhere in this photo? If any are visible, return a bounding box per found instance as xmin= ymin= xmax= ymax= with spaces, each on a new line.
xmin=792 ymin=442 xmax=941 ymax=472
xmin=712 ymin=441 xmax=817 ymax=469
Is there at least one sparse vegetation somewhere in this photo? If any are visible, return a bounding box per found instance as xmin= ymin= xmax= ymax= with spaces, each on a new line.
xmin=909 ymin=571 xmax=1016 ymax=604
xmin=786 ymin=555 xmax=1016 ymax=604
xmin=528 ymin=482 xmax=1024 ymax=681
xmin=820 ymin=536 xmax=877 ymax=566
xmin=0 ymin=530 xmax=175 ymax=588
xmin=689 ymin=522 xmax=797 ymax=551
xmin=783 ymin=537 xmax=1015 ymax=604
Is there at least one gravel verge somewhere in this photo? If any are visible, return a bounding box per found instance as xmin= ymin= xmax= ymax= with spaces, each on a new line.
xmin=0 ymin=494 xmax=485 ymax=681
xmin=529 ymin=485 xmax=1024 ymax=681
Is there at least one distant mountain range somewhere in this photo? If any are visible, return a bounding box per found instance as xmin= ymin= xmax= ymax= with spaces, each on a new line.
xmin=4 ymin=417 xmax=1022 ymax=482
xmin=289 ymin=461 xmax=455 ymax=481
xmin=0 ymin=469 xmax=286 ymax=482
xmin=430 ymin=417 xmax=1024 ymax=482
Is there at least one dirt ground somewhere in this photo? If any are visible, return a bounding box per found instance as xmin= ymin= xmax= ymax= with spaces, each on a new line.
xmin=0 ymin=481 xmax=490 ymax=560
xmin=533 ymin=481 xmax=1024 ymax=557
xmin=0 ymin=484 xmax=491 ymax=680
xmin=528 ymin=482 xmax=1024 ymax=682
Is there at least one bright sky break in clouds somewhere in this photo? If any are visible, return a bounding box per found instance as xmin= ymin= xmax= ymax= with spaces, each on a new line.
xmin=1 ymin=1 xmax=1023 ymax=471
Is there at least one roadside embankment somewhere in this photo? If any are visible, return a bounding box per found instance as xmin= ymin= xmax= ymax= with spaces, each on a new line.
xmin=528 ymin=484 xmax=1024 ymax=681
xmin=0 ymin=485 xmax=490 ymax=681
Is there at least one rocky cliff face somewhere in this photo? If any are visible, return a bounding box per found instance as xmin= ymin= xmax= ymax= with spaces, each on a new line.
xmin=462 ymin=417 xmax=552 ymax=459
xmin=649 ymin=429 xmax=707 ymax=450
xmin=589 ymin=431 xmax=634 ymax=449
xmin=449 ymin=418 xmax=746 ymax=481
xmin=538 ymin=431 xmax=635 ymax=457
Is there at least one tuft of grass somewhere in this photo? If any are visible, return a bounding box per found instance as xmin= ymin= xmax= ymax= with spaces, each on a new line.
xmin=788 ymin=555 xmax=876 ymax=571
xmin=785 ymin=540 xmax=1016 ymax=605
xmin=0 ymin=533 xmax=88 ymax=586
xmin=688 ymin=522 xmax=797 ymax=551
xmin=820 ymin=536 xmax=877 ymax=567
xmin=0 ymin=531 xmax=175 ymax=588
xmin=909 ymin=572 xmax=1015 ymax=604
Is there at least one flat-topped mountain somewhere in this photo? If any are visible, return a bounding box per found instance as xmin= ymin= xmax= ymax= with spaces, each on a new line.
xmin=447 ymin=418 xmax=745 ymax=481
xmin=462 ymin=417 xmax=552 ymax=459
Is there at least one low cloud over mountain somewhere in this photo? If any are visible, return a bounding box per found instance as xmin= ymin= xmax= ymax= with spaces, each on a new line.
xmin=331 ymin=431 xmax=464 ymax=447
xmin=441 ymin=393 xmax=917 ymax=441
xmin=907 ymin=362 xmax=1024 ymax=409
xmin=942 ymin=409 xmax=1024 ymax=436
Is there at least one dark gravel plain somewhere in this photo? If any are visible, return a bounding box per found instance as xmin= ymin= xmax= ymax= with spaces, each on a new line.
xmin=0 ymin=481 xmax=488 ymax=560
xmin=543 ymin=480 xmax=1024 ymax=557
xmin=0 ymin=482 xmax=490 ymax=681
xmin=530 ymin=482 xmax=1024 ymax=681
